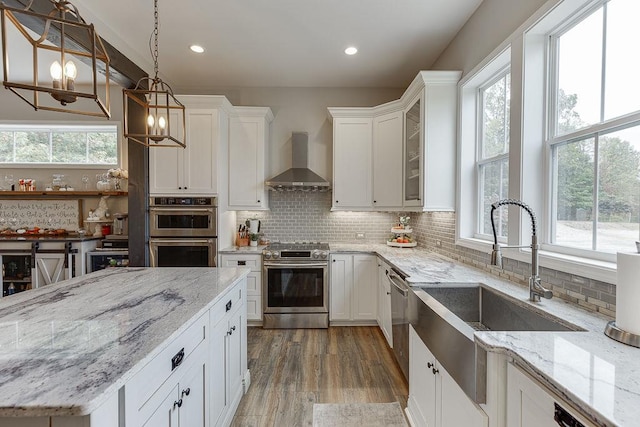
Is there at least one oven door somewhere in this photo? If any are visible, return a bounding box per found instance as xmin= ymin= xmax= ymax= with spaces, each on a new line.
xmin=263 ymin=262 xmax=328 ymax=313
xmin=149 ymin=238 xmax=217 ymax=267
xmin=149 ymin=207 xmax=216 ymax=237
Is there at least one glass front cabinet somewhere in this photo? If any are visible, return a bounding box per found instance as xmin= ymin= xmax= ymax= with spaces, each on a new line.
xmin=404 ymin=95 xmax=423 ymax=207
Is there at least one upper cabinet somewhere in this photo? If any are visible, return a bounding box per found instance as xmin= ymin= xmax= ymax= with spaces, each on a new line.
xmin=228 ymin=107 xmax=273 ymax=210
xmin=328 ymin=71 xmax=461 ymax=212
xmin=150 ymin=96 xmax=232 ymax=196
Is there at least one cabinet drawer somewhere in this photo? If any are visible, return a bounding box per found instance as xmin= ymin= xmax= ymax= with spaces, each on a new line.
xmin=210 ymin=282 xmax=243 ymax=326
xmin=220 ymin=255 xmax=261 ymax=271
xmin=126 ymin=311 xmax=208 ymax=415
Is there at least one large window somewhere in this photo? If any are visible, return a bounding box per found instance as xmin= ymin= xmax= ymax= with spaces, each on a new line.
xmin=478 ymin=70 xmax=510 ymax=238
xmin=548 ymin=0 xmax=640 ymax=256
xmin=0 ymin=124 xmax=118 ymax=165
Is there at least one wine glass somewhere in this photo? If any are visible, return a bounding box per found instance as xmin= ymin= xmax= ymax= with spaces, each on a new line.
xmin=4 ymin=174 xmax=14 ymax=190
xmin=81 ymin=175 xmax=90 ymax=190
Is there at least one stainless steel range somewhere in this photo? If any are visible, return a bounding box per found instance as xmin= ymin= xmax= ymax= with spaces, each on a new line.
xmin=262 ymin=242 xmax=330 ymax=328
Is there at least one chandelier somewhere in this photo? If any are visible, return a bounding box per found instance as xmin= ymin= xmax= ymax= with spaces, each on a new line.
xmin=123 ymin=0 xmax=185 ymax=148
xmin=0 ymin=0 xmax=111 ymax=118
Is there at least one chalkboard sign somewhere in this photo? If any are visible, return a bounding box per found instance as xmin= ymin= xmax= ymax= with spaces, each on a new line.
xmin=0 ymin=200 xmax=81 ymax=230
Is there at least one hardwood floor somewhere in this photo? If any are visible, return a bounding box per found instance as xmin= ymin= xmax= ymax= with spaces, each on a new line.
xmin=231 ymin=326 xmax=409 ymax=427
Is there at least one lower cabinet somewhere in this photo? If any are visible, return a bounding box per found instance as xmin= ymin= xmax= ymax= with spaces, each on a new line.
xmin=220 ymin=253 xmax=262 ymax=322
xmin=377 ymin=259 xmax=393 ymax=347
xmin=506 ymin=362 xmax=596 ymax=427
xmin=407 ymin=325 xmax=488 ymax=427
xmin=330 ymin=253 xmax=378 ymax=323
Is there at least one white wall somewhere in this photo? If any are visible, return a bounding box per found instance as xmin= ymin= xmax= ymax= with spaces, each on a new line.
xmin=180 ymin=87 xmax=404 ymax=181
xmin=431 ymin=0 xmax=549 ymax=75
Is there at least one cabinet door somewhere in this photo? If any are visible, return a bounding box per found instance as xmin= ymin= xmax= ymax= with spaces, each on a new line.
xmin=330 ymin=254 xmax=352 ymax=321
xmin=352 ymin=254 xmax=378 ymax=320
xmin=210 ymin=316 xmax=228 ymax=427
xmin=373 ymin=111 xmax=404 ymax=209
xmin=440 ymin=364 xmax=488 ymax=427
xmin=408 ymin=326 xmax=437 ymax=427
xmin=178 ymin=347 xmax=208 ymax=427
xmin=34 ymin=253 xmax=68 ymax=288
xmin=183 ymin=109 xmax=218 ymax=194
xmin=149 ymin=111 xmax=185 ymax=194
xmin=229 ymin=115 xmax=267 ymax=209
xmin=333 ymin=117 xmax=372 ymax=209
xmin=378 ymin=262 xmax=393 ymax=347
xmin=142 ymin=384 xmax=179 ymax=427
xmin=227 ymin=304 xmax=244 ymax=406
xmin=404 ymin=95 xmax=423 ymax=207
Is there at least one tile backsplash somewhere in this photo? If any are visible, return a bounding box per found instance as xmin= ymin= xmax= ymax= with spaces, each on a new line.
xmin=236 ymin=191 xmax=616 ymax=318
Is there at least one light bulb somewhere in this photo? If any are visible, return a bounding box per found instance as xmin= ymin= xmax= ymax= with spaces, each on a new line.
xmin=147 ymin=115 xmax=155 ymax=127
xmin=50 ymin=61 xmax=62 ymax=80
xmin=158 ymin=116 xmax=166 ymax=130
xmin=64 ymin=61 xmax=77 ymax=79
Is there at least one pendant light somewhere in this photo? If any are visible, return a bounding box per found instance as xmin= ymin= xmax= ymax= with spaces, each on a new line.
xmin=0 ymin=0 xmax=111 ymax=118
xmin=123 ymin=0 xmax=185 ymax=148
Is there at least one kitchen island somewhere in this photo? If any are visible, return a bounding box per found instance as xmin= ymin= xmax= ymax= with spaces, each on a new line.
xmin=0 ymin=266 xmax=250 ymax=426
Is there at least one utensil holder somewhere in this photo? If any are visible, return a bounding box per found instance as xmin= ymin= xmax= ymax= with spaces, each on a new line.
xmin=236 ymin=234 xmax=249 ymax=247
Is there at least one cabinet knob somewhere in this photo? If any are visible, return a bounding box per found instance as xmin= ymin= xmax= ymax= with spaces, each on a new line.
xmin=374 ymin=200 xmax=377 ymax=203
xmin=432 ymin=367 xmax=439 ymax=375
xmin=257 ymin=200 xmax=261 ymax=203
xmin=335 ymin=200 xmax=339 ymax=203
xmin=181 ymin=388 xmax=191 ymax=397
xmin=227 ymin=325 xmax=236 ymax=335
xmin=386 ymin=291 xmax=391 ymax=295
xmin=178 ymin=186 xmax=182 ymax=190
xmin=332 ymin=259 xmax=336 ymax=263
xmin=184 ymin=187 xmax=188 ymax=190
xmin=427 ymin=362 xmax=434 ymax=369
xmin=173 ymin=399 xmax=183 ymax=409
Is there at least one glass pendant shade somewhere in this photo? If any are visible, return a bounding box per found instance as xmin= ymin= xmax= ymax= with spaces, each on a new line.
xmin=0 ymin=1 xmax=111 ymax=118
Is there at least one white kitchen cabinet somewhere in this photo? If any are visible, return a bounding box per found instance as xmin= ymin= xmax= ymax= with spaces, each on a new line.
xmin=210 ymin=280 xmax=247 ymax=427
xmin=377 ymin=259 xmax=393 ymax=348
xmin=373 ymin=110 xmax=404 ymax=209
xmin=150 ymin=108 xmax=220 ymax=195
xmin=506 ymin=362 xmax=596 ymax=427
xmin=331 ymin=117 xmax=373 ymax=210
xmin=330 ymin=253 xmax=377 ymax=323
xmin=407 ymin=325 xmax=488 ymax=427
xmin=220 ymin=253 xmax=262 ymax=323
xmin=228 ymin=107 xmax=273 ymax=210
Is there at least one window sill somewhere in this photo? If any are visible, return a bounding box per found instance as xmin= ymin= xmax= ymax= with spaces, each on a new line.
xmin=455 ymin=237 xmax=616 ymax=284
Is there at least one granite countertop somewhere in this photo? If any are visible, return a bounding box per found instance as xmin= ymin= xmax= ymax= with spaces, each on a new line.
xmin=331 ymin=243 xmax=636 ymax=427
xmin=0 ymin=235 xmax=102 ymax=242
xmin=0 ymin=266 xmax=250 ymax=417
xmin=219 ymin=245 xmax=267 ymax=254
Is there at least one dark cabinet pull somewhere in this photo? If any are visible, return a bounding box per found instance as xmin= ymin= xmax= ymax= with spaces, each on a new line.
xmin=227 ymin=325 xmax=237 ymax=336
xmin=171 ymin=348 xmax=185 ymax=371
xmin=173 ymin=399 xmax=183 ymax=409
xmin=238 ymin=260 xmax=246 ymax=266
xmin=427 ymin=362 xmax=434 ymax=369
xmin=432 ymin=367 xmax=439 ymax=375
xmin=226 ymin=300 xmax=232 ymax=312
xmin=181 ymin=388 xmax=191 ymax=397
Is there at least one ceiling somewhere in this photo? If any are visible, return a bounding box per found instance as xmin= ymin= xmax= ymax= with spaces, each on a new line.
xmin=69 ymin=0 xmax=482 ymax=92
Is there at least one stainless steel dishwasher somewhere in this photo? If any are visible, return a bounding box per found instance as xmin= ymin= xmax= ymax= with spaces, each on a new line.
xmin=387 ymin=267 xmax=409 ymax=380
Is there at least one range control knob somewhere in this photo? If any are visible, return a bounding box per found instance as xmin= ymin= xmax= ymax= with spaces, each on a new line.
xmin=263 ymin=251 xmax=272 ymax=259
xmin=320 ymin=251 xmax=328 ymax=259
xmin=312 ymin=250 xmax=320 ymax=259
xmin=272 ymin=251 xmax=280 ymax=259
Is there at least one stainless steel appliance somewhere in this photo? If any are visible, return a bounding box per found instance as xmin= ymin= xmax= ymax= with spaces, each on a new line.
xmin=388 ymin=267 xmax=409 ymax=380
xmin=149 ymin=197 xmax=217 ymax=267
xmin=149 ymin=197 xmax=216 ymax=237
xmin=87 ymin=250 xmax=129 ymax=272
xmin=262 ymin=242 xmax=330 ymax=328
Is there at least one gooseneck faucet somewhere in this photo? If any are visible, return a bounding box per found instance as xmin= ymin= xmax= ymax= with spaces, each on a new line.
xmin=490 ymin=199 xmax=553 ymax=302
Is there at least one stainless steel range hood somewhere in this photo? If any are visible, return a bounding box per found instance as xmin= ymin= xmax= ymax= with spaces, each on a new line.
xmin=265 ymin=132 xmax=331 ymax=192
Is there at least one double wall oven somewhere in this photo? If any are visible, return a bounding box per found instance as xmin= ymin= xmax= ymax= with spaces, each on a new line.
xmin=149 ymin=197 xmax=217 ymax=267
xmin=262 ymin=242 xmax=330 ymax=328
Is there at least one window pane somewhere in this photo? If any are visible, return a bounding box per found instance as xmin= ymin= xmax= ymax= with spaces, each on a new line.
xmin=52 ymin=132 xmax=87 ymax=163
xmin=88 ymin=132 xmax=118 ymax=164
xmin=556 ymin=9 xmax=603 ymax=133
xmin=597 ymin=126 xmax=640 ymax=253
xmin=480 ymin=159 xmax=509 ymax=236
xmin=604 ymin=0 xmax=640 ymax=120
xmin=14 ymin=131 xmax=49 ymax=163
xmin=482 ymin=73 xmax=510 ymax=158
xmin=554 ymin=138 xmax=595 ymax=248
xmin=0 ymin=132 xmax=12 ymax=162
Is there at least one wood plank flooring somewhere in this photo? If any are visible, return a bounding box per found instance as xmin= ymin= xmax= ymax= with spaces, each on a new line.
xmin=231 ymin=326 xmax=408 ymax=427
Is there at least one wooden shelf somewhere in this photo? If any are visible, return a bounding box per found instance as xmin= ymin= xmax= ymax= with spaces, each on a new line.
xmin=0 ymin=191 xmax=127 ymax=198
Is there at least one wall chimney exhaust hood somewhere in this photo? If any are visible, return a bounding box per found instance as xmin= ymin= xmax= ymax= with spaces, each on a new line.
xmin=266 ymin=132 xmax=331 ymax=192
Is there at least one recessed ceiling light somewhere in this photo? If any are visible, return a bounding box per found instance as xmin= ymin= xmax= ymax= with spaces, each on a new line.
xmin=344 ymin=46 xmax=358 ymax=55
xmin=190 ymin=45 xmax=205 ymax=54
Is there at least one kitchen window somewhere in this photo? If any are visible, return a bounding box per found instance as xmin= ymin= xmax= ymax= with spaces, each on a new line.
xmin=478 ymin=69 xmax=510 ymax=239
xmin=0 ymin=124 xmax=118 ymax=166
xmin=546 ymin=0 xmax=640 ymax=259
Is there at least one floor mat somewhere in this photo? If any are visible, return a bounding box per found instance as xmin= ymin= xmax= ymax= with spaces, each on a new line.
xmin=312 ymin=402 xmax=408 ymax=427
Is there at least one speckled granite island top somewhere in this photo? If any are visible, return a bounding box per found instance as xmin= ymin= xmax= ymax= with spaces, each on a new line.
xmin=0 ymin=267 xmax=250 ymax=417
xmin=331 ymin=243 xmax=638 ymax=427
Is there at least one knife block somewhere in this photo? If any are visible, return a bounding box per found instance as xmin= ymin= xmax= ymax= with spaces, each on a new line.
xmin=236 ymin=234 xmax=249 ymax=247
